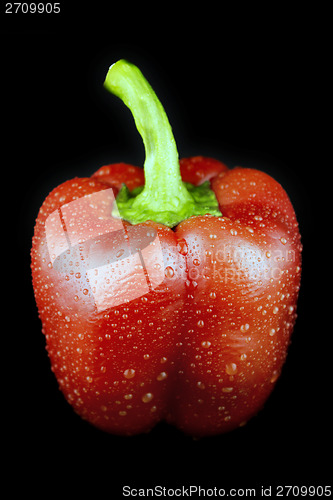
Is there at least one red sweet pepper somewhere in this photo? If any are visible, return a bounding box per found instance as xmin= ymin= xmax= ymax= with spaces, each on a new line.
xmin=31 ymin=60 xmax=302 ymax=437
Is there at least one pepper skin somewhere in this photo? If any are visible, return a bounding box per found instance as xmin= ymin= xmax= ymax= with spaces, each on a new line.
xmin=31 ymin=61 xmax=302 ymax=437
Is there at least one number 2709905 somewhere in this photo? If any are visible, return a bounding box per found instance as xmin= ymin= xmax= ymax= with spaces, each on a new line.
xmin=5 ymin=3 xmax=60 ymax=14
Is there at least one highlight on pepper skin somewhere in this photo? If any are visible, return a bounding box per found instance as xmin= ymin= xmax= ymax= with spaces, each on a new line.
xmin=31 ymin=60 xmax=302 ymax=437
xmin=44 ymin=188 xmax=165 ymax=311
xmin=44 ymin=187 xmax=296 ymax=313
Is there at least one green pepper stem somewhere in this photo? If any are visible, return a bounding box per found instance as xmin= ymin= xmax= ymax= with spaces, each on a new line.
xmin=104 ymin=60 xmax=221 ymax=227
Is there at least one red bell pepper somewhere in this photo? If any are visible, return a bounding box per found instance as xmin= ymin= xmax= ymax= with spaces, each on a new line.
xmin=31 ymin=60 xmax=302 ymax=437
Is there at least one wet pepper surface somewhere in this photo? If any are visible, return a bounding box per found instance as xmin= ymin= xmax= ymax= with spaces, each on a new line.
xmin=31 ymin=61 xmax=301 ymax=437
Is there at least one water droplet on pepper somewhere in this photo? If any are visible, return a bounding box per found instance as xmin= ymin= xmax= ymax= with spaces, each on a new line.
xmin=225 ymin=363 xmax=238 ymax=375
xmin=123 ymin=368 xmax=136 ymax=379
xmin=142 ymin=392 xmax=154 ymax=403
xmin=165 ymin=266 xmax=175 ymax=278
xmin=177 ymin=238 xmax=188 ymax=255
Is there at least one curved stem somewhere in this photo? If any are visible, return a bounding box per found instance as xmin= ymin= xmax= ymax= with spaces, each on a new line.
xmin=104 ymin=60 xmax=221 ymax=227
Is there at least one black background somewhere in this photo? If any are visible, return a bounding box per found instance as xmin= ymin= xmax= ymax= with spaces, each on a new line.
xmin=2 ymin=4 xmax=330 ymax=496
